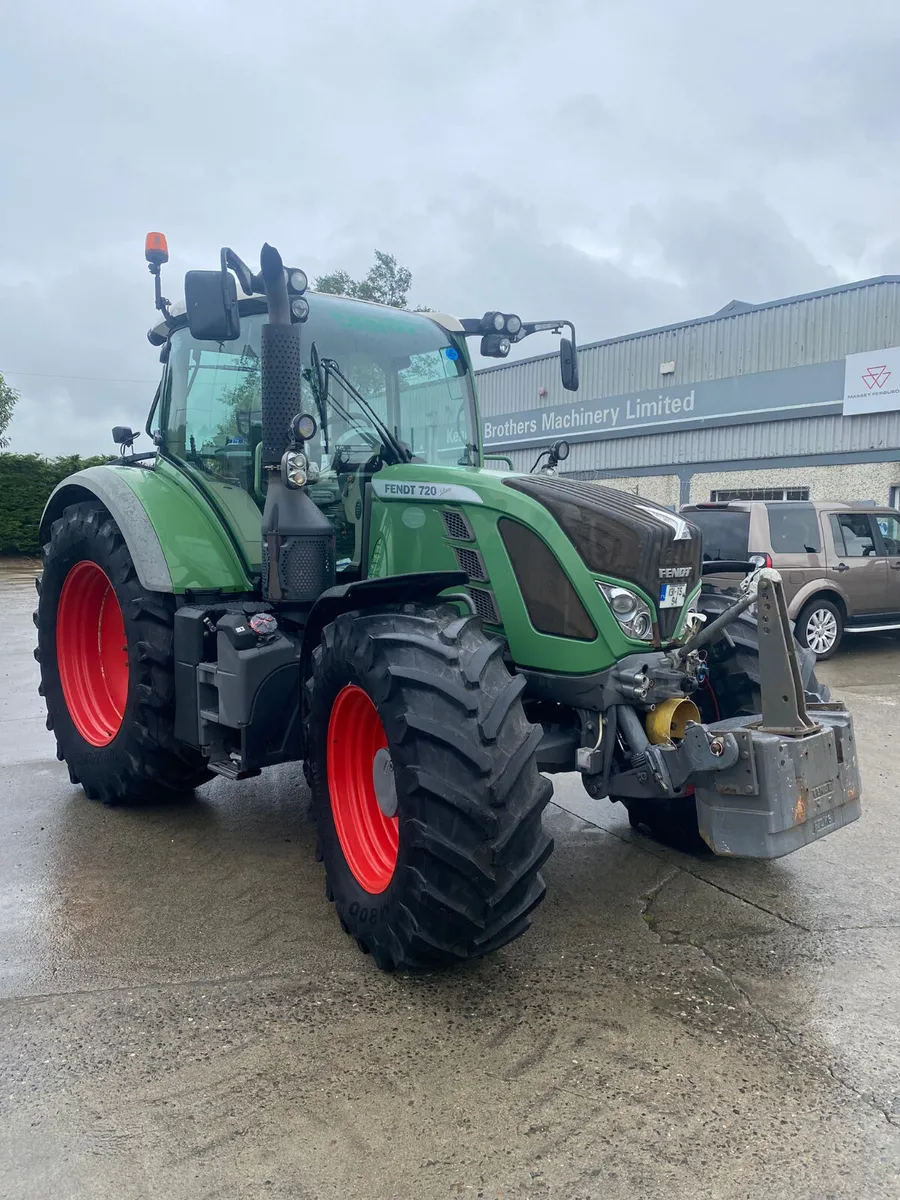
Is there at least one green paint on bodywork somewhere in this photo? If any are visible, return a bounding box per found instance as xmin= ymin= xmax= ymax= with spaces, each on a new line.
xmin=110 ymin=460 xmax=254 ymax=593
xmin=366 ymin=464 xmax=688 ymax=675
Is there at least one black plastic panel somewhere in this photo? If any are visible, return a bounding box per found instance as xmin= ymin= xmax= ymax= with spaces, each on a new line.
xmin=499 ymin=518 xmax=597 ymax=641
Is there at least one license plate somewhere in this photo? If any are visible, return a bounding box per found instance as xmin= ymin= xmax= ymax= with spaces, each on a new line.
xmin=659 ymin=582 xmax=687 ymax=609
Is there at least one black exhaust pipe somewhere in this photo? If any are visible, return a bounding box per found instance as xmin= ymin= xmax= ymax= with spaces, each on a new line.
xmin=258 ymin=243 xmax=335 ymax=608
xmin=259 ymin=243 xmax=301 ymax=467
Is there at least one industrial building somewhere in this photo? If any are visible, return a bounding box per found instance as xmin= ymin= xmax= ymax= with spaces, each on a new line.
xmin=475 ymin=277 xmax=900 ymax=509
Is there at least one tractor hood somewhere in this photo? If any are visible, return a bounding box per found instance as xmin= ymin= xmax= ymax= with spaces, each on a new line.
xmin=503 ymin=476 xmax=702 ymax=637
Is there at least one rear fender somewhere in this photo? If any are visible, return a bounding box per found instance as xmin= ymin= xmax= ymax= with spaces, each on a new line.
xmin=40 ymin=464 xmax=254 ymax=594
xmin=787 ymin=580 xmax=846 ymax=620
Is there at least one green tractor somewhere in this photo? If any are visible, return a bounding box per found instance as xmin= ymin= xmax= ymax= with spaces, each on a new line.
xmin=34 ymin=235 xmax=862 ymax=970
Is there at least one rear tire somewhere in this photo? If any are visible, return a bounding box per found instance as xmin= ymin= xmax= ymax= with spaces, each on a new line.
xmin=306 ymin=603 xmax=554 ymax=971
xmin=35 ymin=501 xmax=211 ymax=804
xmin=795 ymin=597 xmax=843 ymax=661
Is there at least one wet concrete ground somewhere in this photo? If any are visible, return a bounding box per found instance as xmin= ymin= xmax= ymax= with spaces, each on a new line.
xmin=1 ymin=555 xmax=899 ymax=1199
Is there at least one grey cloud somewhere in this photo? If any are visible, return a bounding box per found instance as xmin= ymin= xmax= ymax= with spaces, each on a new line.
xmin=3 ymin=0 xmax=900 ymax=454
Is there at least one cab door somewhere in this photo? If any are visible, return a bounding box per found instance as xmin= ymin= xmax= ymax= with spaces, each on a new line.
xmin=826 ymin=512 xmax=889 ymax=617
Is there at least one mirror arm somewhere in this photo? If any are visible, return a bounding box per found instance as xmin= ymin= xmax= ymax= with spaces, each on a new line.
xmin=516 ymin=319 xmax=576 ymax=342
xmin=222 ymin=247 xmax=257 ymax=297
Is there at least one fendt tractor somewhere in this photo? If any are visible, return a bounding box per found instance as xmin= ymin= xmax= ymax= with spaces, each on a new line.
xmin=34 ymin=235 xmax=862 ymax=970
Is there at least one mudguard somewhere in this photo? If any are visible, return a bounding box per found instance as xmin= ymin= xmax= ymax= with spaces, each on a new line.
xmin=39 ymin=463 xmax=255 ymax=595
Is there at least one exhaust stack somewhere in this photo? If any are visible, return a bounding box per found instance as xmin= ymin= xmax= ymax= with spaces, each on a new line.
xmin=258 ymin=243 xmax=335 ymax=608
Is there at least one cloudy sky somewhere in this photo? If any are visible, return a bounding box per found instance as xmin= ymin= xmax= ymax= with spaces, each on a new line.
xmin=2 ymin=0 xmax=899 ymax=456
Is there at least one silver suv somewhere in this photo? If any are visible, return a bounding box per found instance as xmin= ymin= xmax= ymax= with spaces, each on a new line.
xmin=682 ymin=500 xmax=900 ymax=659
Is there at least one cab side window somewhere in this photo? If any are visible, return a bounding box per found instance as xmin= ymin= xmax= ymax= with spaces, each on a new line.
xmin=830 ymin=513 xmax=876 ymax=557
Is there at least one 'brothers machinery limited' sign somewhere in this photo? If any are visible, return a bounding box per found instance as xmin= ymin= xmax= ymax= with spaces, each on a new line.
xmin=480 ymin=352 xmax=900 ymax=451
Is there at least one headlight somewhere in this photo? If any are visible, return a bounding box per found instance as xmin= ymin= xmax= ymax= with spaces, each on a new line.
xmin=287 ymin=268 xmax=308 ymax=294
xmin=610 ymin=590 xmax=637 ymax=615
xmin=506 ymin=314 xmax=522 ymax=335
xmin=291 ymin=296 xmax=310 ymax=321
xmin=282 ymin=449 xmax=308 ymax=489
xmin=492 ymin=312 xmax=506 ymax=331
xmin=597 ymin=582 xmax=654 ymax=641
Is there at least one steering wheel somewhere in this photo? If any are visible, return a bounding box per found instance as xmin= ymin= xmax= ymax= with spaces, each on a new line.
xmin=334 ymin=426 xmax=381 ymax=458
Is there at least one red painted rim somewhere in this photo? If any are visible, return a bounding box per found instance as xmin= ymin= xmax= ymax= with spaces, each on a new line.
xmin=56 ymin=561 xmax=129 ymax=747
xmin=326 ymin=684 xmax=399 ymax=894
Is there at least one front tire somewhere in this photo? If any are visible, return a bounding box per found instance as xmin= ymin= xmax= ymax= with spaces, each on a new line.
xmin=306 ymin=604 xmax=554 ymax=971
xmin=35 ymin=501 xmax=211 ymax=804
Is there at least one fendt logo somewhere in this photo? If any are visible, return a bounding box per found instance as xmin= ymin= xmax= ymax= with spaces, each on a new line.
xmin=861 ymin=364 xmax=891 ymax=389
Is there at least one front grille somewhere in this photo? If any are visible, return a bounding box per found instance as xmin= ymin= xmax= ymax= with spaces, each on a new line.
xmin=441 ymin=509 xmax=473 ymax=541
xmin=454 ymin=546 xmax=487 ymax=582
xmin=467 ymin=586 xmax=500 ymax=625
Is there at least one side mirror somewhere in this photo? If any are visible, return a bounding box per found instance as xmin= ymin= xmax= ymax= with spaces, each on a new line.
xmin=184 ymin=269 xmax=241 ymax=342
xmin=560 ymin=337 xmax=579 ymax=391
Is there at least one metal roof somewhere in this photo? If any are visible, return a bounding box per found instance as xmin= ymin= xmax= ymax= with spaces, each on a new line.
xmin=477 ymin=275 xmax=900 ymax=376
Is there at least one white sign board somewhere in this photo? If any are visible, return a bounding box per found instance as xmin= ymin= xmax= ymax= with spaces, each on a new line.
xmin=843 ymin=347 xmax=900 ymax=416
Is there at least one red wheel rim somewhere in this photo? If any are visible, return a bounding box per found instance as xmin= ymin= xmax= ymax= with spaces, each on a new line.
xmin=326 ymin=684 xmax=399 ymax=894
xmin=56 ymin=561 xmax=129 ymax=747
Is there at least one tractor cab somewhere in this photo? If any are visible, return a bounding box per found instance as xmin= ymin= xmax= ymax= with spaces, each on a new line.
xmin=157 ymin=295 xmax=478 ymax=579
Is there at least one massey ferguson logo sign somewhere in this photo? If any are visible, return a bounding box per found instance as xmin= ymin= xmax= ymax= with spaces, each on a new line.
xmin=861 ymin=364 xmax=891 ymax=389
xmin=844 ymin=348 xmax=900 ymax=416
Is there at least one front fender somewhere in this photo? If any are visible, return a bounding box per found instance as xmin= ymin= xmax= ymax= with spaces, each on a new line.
xmin=40 ymin=463 xmax=254 ymax=594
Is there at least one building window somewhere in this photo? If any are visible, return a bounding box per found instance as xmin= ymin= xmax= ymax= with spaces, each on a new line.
xmin=710 ymin=487 xmax=810 ymax=502
xmin=891 ymin=485 xmax=900 ymax=509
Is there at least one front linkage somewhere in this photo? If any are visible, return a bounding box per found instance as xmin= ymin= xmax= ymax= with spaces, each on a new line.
xmin=578 ymin=568 xmax=861 ymax=858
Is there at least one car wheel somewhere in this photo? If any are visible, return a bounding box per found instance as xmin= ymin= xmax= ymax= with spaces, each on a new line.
xmin=796 ymin=598 xmax=843 ymax=660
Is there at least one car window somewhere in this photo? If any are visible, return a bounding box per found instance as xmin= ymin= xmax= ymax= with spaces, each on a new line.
xmin=830 ymin=513 xmax=876 ymax=557
xmin=875 ymin=514 xmax=900 ymax=555
xmin=765 ymin=503 xmax=821 ymax=553
xmin=683 ymin=508 xmax=750 ymax=561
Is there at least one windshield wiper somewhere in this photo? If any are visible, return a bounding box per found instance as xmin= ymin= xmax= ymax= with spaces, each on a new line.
xmin=321 ymin=359 xmax=412 ymax=464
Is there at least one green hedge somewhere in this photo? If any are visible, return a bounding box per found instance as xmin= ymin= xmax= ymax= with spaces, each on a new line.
xmin=0 ymin=454 xmax=109 ymax=555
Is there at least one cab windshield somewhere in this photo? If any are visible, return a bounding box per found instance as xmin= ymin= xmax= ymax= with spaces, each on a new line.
xmin=163 ymin=294 xmax=477 ymax=495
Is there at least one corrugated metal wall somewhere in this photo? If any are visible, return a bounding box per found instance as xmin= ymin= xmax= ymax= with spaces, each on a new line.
xmin=475 ymin=278 xmax=900 ymax=471
xmin=494 ymin=411 xmax=900 ymax=475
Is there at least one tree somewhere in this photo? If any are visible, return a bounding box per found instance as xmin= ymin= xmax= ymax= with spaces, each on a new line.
xmin=0 ymin=372 xmax=19 ymax=449
xmin=315 ymin=250 xmax=416 ymax=309
xmin=0 ymin=453 xmax=109 ymax=554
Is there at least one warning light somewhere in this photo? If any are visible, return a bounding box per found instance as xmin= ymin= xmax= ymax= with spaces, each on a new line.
xmin=145 ymin=232 xmax=169 ymax=266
